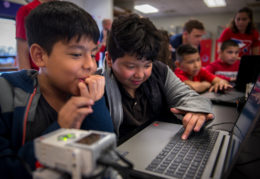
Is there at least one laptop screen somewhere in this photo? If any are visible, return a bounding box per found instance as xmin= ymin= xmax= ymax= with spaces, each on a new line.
xmin=224 ymin=74 xmax=260 ymax=178
xmin=235 ymin=55 xmax=260 ymax=92
xmin=233 ymin=74 xmax=260 ymax=142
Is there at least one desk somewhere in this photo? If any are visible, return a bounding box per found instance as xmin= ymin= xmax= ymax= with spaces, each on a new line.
xmin=207 ymin=104 xmax=240 ymax=132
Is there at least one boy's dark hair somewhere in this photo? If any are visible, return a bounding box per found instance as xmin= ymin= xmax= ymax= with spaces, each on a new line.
xmin=220 ymin=40 xmax=239 ymax=51
xmin=25 ymin=1 xmax=100 ymax=55
xmin=107 ymin=14 xmax=161 ymax=62
xmin=229 ymin=6 xmax=255 ymax=34
xmin=176 ymin=44 xmax=198 ymax=61
xmin=183 ymin=19 xmax=204 ymax=33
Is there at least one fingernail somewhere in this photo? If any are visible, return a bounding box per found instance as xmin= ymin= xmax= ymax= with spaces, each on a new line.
xmin=182 ymin=135 xmax=187 ymax=140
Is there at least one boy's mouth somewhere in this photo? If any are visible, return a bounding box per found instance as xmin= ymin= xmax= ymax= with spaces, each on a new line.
xmin=131 ymin=80 xmax=143 ymax=85
xmin=193 ymin=69 xmax=199 ymax=75
xmin=78 ymin=77 xmax=89 ymax=82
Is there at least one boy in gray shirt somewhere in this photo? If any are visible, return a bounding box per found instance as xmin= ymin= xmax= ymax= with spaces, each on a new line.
xmin=102 ymin=14 xmax=214 ymax=142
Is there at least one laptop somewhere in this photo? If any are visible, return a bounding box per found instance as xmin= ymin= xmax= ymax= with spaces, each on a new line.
xmin=117 ymin=74 xmax=260 ymax=179
xmin=222 ymin=74 xmax=260 ymax=178
xmin=200 ymin=55 xmax=260 ymax=106
xmin=235 ymin=55 xmax=260 ymax=92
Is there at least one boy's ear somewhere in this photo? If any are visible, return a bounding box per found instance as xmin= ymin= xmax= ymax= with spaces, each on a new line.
xmin=175 ymin=60 xmax=180 ymax=68
xmin=30 ymin=43 xmax=48 ymax=67
xmin=183 ymin=31 xmax=189 ymax=38
xmin=105 ymin=52 xmax=113 ymax=67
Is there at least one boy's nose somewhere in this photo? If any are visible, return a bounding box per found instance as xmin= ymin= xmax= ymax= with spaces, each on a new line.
xmin=83 ymin=54 xmax=96 ymax=73
xmin=194 ymin=62 xmax=199 ymax=68
xmin=134 ymin=68 xmax=145 ymax=79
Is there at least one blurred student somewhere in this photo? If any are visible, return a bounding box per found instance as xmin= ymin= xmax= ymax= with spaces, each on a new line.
xmin=206 ymin=40 xmax=240 ymax=82
xmin=100 ymin=18 xmax=112 ymax=42
xmin=95 ymin=19 xmax=112 ymax=67
xmin=0 ymin=2 xmax=113 ymax=178
xmin=103 ymin=14 xmax=214 ymax=142
xmin=174 ymin=44 xmax=232 ymax=93
xmin=16 ymin=0 xmax=55 ymax=70
xmin=157 ymin=30 xmax=174 ymax=71
xmin=170 ymin=19 xmax=205 ymax=63
xmin=218 ymin=7 xmax=260 ymax=57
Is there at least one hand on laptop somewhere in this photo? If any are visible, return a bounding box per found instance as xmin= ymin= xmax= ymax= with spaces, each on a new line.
xmin=209 ymin=79 xmax=233 ymax=93
xmin=170 ymin=108 xmax=214 ymax=140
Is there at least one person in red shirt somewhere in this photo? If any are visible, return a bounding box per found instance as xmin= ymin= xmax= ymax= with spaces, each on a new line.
xmin=16 ymin=0 xmax=55 ymax=70
xmin=218 ymin=7 xmax=260 ymax=57
xmin=207 ymin=40 xmax=240 ymax=82
xmin=174 ymin=44 xmax=232 ymax=93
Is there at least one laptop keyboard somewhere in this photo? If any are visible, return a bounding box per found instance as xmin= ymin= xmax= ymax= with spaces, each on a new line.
xmin=146 ymin=128 xmax=219 ymax=179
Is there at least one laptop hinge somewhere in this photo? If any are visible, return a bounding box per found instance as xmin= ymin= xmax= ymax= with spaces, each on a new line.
xmin=210 ymin=135 xmax=226 ymax=177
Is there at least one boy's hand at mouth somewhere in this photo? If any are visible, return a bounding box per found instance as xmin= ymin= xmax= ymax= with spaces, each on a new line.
xmin=78 ymin=75 xmax=105 ymax=102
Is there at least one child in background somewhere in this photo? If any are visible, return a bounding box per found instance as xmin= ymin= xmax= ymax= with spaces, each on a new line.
xmin=217 ymin=7 xmax=260 ymax=57
xmin=174 ymin=44 xmax=232 ymax=93
xmin=157 ymin=30 xmax=174 ymax=71
xmin=0 ymin=2 xmax=113 ymax=178
xmin=103 ymin=14 xmax=214 ymax=142
xmin=206 ymin=40 xmax=240 ymax=82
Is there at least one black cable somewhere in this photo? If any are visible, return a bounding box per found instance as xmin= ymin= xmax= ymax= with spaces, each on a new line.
xmin=207 ymin=122 xmax=244 ymax=138
xmin=113 ymin=149 xmax=133 ymax=169
xmin=0 ymin=153 xmax=32 ymax=176
xmin=97 ymin=149 xmax=134 ymax=179
xmin=83 ymin=167 xmax=107 ymax=179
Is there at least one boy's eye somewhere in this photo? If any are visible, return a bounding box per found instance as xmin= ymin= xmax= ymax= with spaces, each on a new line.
xmin=145 ymin=64 xmax=152 ymax=68
xmin=126 ymin=65 xmax=135 ymax=69
xmin=91 ymin=54 xmax=96 ymax=58
xmin=70 ymin=53 xmax=82 ymax=58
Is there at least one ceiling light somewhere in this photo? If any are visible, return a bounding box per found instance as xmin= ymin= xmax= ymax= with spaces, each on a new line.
xmin=203 ymin=0 xmax=226 ymax=8
xmin=134 ymin=4 xmax=158 ymax=14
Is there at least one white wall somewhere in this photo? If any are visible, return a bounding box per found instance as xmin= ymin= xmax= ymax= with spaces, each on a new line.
xmin=68 ymin=0 xmax=113 ymax=31
xmin=84 ymin=0 xmax=113 ymax=31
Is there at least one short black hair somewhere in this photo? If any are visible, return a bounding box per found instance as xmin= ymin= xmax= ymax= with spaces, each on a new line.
xmin=220 ymin=40 xmax=239 ymax=51
xmin=107 ymin=14 xmax=161 ymax=62
xmin=25 ymin=1 xmax=99 ymax=55
xmin=176 ymin=44 xmax=198 ymax=61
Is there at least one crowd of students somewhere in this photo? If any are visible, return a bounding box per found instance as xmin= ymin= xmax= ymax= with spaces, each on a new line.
xmin=0 ymin=0 xmax=259 ymax=178
xmin=169 ymin=6 xmax=259 ymax=94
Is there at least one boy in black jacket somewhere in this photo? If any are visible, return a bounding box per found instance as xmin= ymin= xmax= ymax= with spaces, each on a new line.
xmin=0 ymin=1 xmax=114 ymax=178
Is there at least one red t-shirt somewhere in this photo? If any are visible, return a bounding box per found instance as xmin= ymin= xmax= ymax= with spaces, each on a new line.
xmin=174 ymin=67 xmax=215 ymax=83
xmin=95 ymin=44 xmax=106 ymax=62
xmin=218 ymin=28 xmax=260 ymax=57
xmin=206 ymin=59 xmax=240 ymax=81
xmin=16 ymin=0 xmax=41 ymax=70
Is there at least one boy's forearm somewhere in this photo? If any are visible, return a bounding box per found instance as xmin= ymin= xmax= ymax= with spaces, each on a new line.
xmin=184 ymin=80 xmax=211 ymax=93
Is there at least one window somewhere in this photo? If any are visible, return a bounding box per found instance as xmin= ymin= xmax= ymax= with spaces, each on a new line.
xmin=0 ymin=17 xmax=17 ymax=70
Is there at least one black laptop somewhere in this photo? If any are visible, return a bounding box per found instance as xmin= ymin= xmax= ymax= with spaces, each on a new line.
xmin=235 ymin=55 xmax=260 ymax=92
xmin=201 ymin=55 xmax=260 ymax=106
